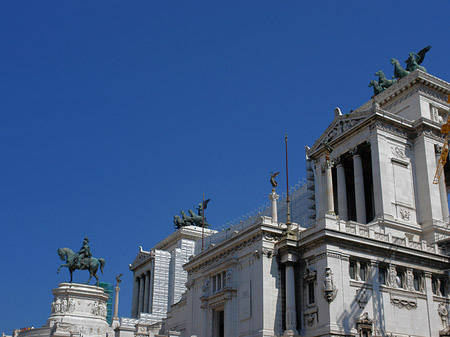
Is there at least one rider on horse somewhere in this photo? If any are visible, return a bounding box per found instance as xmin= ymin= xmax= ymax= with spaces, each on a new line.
xmin=75 ymin=237 xmax=92 ymax=269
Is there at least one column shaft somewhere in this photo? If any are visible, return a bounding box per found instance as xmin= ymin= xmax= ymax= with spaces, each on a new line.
xmin=144 ymin=271 xmax=150 ymax=313
xmin=113 ymin=286 xmax=120 ymax=319
xmin=336 ymin=163 xmax=348 ymax=221
xmin=131 ymin=277 xmax=139 ymax=318
xmin=325 ymin=161 xmax=334 ymax=214
xmin=138 ymin=275 xmax=145 ymax=314
xmin=269 ymin=191 xmax=279 ymax=224
xmin=353 ymin=153 xmax=367 ymax=223
xmin=285 ymin=264 xmax=298 ymax=335
xmin=315 ymin=162 xmax=323 ymax=218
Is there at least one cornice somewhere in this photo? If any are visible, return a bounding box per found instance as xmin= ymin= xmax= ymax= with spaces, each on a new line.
xmin=299 ymin=227 xmax=449 ymax=267
xmin=184 ymin=221 xmax=283 ymax=274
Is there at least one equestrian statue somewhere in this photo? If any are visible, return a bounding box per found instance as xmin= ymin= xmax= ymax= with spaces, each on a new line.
xmin=57 ymin=237 xmax=106 ymax=286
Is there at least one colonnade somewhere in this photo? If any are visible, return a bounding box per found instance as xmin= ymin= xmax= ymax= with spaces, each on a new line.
xmin=317 ymin=146 xmax=369 ymax=224
xmin=131 ymin=270 xmax=153 ymax=317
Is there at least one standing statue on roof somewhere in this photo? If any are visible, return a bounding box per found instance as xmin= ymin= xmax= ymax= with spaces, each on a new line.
xmin=405 ymin=45 xmax=431 ymax=72
xmin=270 ymin=171 xmax=280 ymax=190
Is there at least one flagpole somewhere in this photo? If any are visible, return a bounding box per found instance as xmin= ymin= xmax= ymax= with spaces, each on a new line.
xmin=285 ymin=133 xmax=291 ymax=227
xmin=202 ymin=193 xmax=205 ymax=251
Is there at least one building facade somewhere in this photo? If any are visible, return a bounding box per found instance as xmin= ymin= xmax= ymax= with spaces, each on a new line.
xmin=117 ymin=70 xmax=450 ymax=337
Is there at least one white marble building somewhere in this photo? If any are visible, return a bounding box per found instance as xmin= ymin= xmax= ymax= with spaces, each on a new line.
xmin=117 ymin=70 xmax=450 ymax=337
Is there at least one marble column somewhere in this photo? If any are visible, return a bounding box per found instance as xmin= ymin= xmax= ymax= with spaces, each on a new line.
xmin=138 ymin=274 xmax=145 ymax=314
xmin=314 ymin=161 xmax=323 ymax=218
xmin=144 ymin=271 xmax=150 ymax=313
xmin=131 ymin=276 xmax=140 ymax=318
xmin=111 ymin=284 xmax=120 ymax=327
xmin=436 ymin=145 xmax=449 ymax=221
xmin=284 ymin=263 xmax=298 ymax=335
xmin=148 ymin=267 xmax=154 ymax=314
xmin=325 ymin=160 xmax=334 ymax=214
xmin=336 ymin=158 xmax=348 ymax=221
xmin=352 ymin=149 xmax=367 ymax=224
xmin=269 ymin=190 xmax=279 ymax=224
xmin=424 ymin=272 xmax=434 ymax=336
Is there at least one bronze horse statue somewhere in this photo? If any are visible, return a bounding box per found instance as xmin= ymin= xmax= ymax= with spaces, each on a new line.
xmin=391 ymin=58 xmax=410 ymax=79
xmin=375 ymin=70 xmax=397 ymax=89
xmin=57 ymin=247 xmax=106 ymax=286
xmin=368 ymin=80 xmax=384 ymax=96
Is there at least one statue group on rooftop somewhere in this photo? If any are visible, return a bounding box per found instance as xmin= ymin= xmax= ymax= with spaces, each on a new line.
xmin=369 ymin=45 xmax=431 ymax=96
xmin=173 ymin=199 xmax=211 ymax=230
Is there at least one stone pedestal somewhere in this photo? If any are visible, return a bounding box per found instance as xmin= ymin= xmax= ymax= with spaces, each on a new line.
xmin=18 ymin=283 xmax=113 ymax=337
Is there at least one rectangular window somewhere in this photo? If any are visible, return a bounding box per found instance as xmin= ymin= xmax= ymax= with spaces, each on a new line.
xmin=396 ymin=269 xmax=404 ymax=288
xmin=413 ymin=272 xmax=420 ymax=291
xmin=222 ymin=271 xmax=227 ymax=288
xmin=350 ymin=261 xmax=356 ymax=280
xmin=217 ymin=274 xmax=222 ymax=290
xmin=432 ymin=277 xmax=437 ymax=294
xmin=211 ymin=272 xmax=227 ymax=293
xmin=359 ymin=262 xmax=367 ymax=281
xmin=308 ymin=281 xmax=315 ymax=305
xmin=379 ymin=266 xmax=387 ymax=285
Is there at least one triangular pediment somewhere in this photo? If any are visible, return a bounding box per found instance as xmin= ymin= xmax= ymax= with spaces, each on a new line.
xmin=308 ymin=110 xmax=373 ymax=157
xmin=129 ymin=247 xmax=152 ymax=271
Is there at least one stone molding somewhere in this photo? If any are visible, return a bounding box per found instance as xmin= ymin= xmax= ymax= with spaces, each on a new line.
xmin=389 ymin=293 xmax=417 ymax=310
xmin=185 ymin=232 xmax=263 ymax=273
xmin=129 ymin=248 xmax=152 ymax=271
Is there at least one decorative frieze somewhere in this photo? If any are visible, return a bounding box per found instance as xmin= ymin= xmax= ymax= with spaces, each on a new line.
xmin=370 ymin=121 xmax=410 ymax=139
xmin=51 ymin=297 xmax=76 ymax=314
xmin=89 ymin=301 xmax=107 ymax=316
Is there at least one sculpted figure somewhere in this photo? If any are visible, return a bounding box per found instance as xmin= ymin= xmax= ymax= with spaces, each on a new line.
xmin=391 ymin=58 xmax=410 ymax=79
xmin=438 ymin=302 xmax=448 ymax=328
xmin=57 ymin=238 xmax=106 ymax=286
xmin=270 ymin=172 xmax=280 ymax=190
xmin=405 ymin=45 xmax=431 ymax=72
xmin=188 ymin=209 xmax=210 ymax=227
xmin=173 ymin=215 xmax=185 ymax=229
xmin=375 ymin=70 xmax=397 ymax=90
xmin=369 ymin=79 xmax=384 ymax=96
xmin=180 ymin=210 xmax=193 ymax=226
xmin=323 ymin=267 xmax=337 ymax=302
xmin=74 ymin=237 xmax=92 ymax=270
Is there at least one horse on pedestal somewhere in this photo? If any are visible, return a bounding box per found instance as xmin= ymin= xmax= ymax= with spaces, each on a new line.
xmin=57 ymin=247 xmax=106 ymax=286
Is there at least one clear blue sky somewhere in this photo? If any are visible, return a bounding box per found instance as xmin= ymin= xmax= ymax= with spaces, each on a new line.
xmin=1 ymin=1 xmax=450 ymax=333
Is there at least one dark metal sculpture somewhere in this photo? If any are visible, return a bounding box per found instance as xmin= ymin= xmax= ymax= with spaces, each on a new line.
xmin=369 ymin=80 xmax=383 ymax=96
xmin=173 ymin=204 xmax=211 ymax=230
xmin=405 ymin=45 xmax=431 ymax=72
xmin=56 ymin=237 xmax=106 ymax=286
xmin=270 ymin=171 xmax=280 ymax=190
xmin=375 ymin=70 xmax=397 ymax=89
xmin=369 ymin=46 xmax=431 ymax=96
xmin=391 ymin=58 xmax=410 ymax=79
